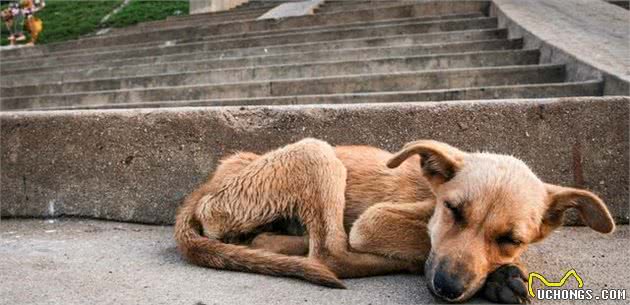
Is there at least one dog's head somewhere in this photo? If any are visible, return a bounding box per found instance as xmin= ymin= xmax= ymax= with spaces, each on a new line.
xmin=387 ymin=140 xmax=615 ymax=302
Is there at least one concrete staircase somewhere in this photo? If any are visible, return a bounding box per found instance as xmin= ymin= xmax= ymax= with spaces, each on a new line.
xmin=0 ymin=2 xmax=628 ymax=304
xmin=0 ymin=0 xmax=605 ymax=111
xmin=0 ymin=0 xmax=627 ymax=225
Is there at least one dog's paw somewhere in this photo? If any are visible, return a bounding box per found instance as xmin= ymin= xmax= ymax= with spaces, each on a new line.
xmin=483 ymin=264 xmax=530 ymax=304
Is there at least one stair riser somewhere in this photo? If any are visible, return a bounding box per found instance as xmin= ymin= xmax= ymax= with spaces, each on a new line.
xmin=2 ymin=50 xmax=540 ymax=97
xmin=110 ymin=10 xmax=266 ymax=36
xmin=2 ymin=18 xmax=497 ymax=71
xmin=4 ymin=13 xmax=484 ymax=70
xmin=2 ymin=38 xmax=520 ymax=87
xmin=0 ymin=66 xmax=565 ymax=110
xmin=317 ymin=2 xmax=411 ymax=14
xmin=1 ymin=1 xmax=488 ymax=58
xmin=33 ymin=82 xmax=604 ymax=111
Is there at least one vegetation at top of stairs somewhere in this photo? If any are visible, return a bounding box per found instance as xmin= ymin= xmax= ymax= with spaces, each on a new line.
xmin=0 ymin=0 xmax=188 ymax=46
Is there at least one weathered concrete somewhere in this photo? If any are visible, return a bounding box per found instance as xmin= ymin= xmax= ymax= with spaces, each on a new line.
xmin=0 ymin=65 xmax=566 ymax=109
xmin=605 ymin=0 xmax=630 ymax=9
xmin=2 ymin=16 xmax=498 ymax=71
xmin=258 ymin=0 xmax=324 ymax=20
xmin=1 ymin=219 xmax=628 ymax=305
xmin=1 ymin=38 xmax=520 ymax=87
xmin=491 ymin=0 xmax=630 ymax=95
xmin=190 ymin=0 xmax=249 ymax=14
xmin=1 ymin=49 xmax=541 ymax=97
xmin=0 ymin=1 xmax=489 ymax=58
xmin=316 ymin=0 xmax=415 ymax=14
xmin=2 ymin=28 xmax=504 ymax=78
xmin=29 ymin=81 xmax=604 ymax=111
xmin=1 ymin=97 xmax=628 ymax=224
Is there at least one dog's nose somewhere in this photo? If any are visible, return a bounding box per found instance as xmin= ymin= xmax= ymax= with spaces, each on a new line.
xmin=433 ymin=267 xmax=465 ymax=300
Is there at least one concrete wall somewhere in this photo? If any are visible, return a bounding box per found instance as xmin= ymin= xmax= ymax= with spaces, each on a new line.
xmin=1 ymin=97 xmax=628 ymax=225
xmin=491 ymin=0 xmax=630 ymax=95
xmin=190 ymin=0 xmax=249 ymax=14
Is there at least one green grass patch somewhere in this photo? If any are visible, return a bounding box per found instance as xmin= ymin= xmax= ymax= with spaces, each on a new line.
xmin=0 ymin=0 xmax=189 ymax=46
xmin=1 ymin=0 xmax=123 ymax=45
xmin=102 ymin=0 xmax=188 ymax=28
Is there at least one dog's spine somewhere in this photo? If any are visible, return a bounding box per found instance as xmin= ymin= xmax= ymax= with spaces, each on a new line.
xmin=174 ymin=197 xmax=345 ymax=289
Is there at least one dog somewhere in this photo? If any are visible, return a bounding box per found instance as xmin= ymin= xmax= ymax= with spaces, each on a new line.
xmin=175 ymin=138 xmax=615 ymax=303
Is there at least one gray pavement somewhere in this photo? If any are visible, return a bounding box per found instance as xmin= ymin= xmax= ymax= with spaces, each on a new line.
xmin=1 ymin=219 xmax=628 ymax=305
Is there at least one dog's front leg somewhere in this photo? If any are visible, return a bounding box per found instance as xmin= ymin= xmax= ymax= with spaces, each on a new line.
xmin=348 ymin=201 xmax=435 ymax=273
xmin=482 ymin=260 xmax=530 ymax=304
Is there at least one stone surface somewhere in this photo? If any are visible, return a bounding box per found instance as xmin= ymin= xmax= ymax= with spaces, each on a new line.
xmin=1 ymin=49 xmax=541 ymax=98
xmin=1 ymin=97 xmax=628 ymax=225
xmin=0 ymin=1 xmax=489 ymax=57
xmin=1 ymin=36 xmax=516 ymax=87
xmin=492 ymin=0 xmax=630 ymax=95
xmin=190 ymin=0 xmax=249 ymax=14
xmin=2 ymin=63 xmax=569 ymax=109
xmin=1 ymin=219 xmax=628 ymax=305
xmin=258 ymin=0 xmax=324 ymax=20
xmin=1 ymin=28 xmax=505 ymax=80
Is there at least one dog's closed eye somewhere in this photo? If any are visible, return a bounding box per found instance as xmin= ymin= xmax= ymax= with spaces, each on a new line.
xmin=496 ymin=233 xmax=522 ymax=246
xmin=444 ymin=201 xmax=465 ymax=224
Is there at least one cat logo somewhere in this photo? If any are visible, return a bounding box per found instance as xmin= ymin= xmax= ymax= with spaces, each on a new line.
xmin=528 ymin=269 xmax=584 ymax=298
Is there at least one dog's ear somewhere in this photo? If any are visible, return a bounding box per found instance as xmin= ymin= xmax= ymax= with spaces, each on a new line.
xmin=387 ymin=140 xmax=465 ymax=184
xmin=536 ymin=184 xmax=615 ymax=241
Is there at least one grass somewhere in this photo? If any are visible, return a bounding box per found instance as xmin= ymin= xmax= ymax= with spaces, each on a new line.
xmin=103 ymin=0 xmax=188 ymax=28
xmin=0 ymin=0 xmax=189 ymax=46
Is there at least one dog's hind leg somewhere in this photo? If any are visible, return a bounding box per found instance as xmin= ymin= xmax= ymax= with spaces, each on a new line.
xmin=250 ymin=233 xmax=309 ymax=256
xmin=284 ymin=140 xmax=416 ymax=278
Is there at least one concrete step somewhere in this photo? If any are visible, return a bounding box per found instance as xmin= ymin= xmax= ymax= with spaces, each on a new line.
xmin=108 ymin=9 xmax=272 ymax=37
xmin=1 ymin=39 xmax=523 ymax=87
xmin=108 ymin=7 xmax=484 ymax=43
xmin=110 ymin=0 xmax=303 ymax=35
xmin=315 ymin=0 xmax=420 ymax=14
xmin=1 ymin=49 xmax=540 ymax=97
xmin=30 ymin=81 xmax=603 ymax=111
xmin=110 ymin=10 xmax=267 ymax=36
xmin=2 ymin=27 xmax=506 ymax=78
xmin=1 ymin=97 xmax=627 ymax=224
xmin=3 ymin=16 xmax=497 ymax=72
xmin=0 ymin=1 xmax=489 ymax=58
xmin=167 ymin=3 xmax=278 ymax=20
xmin=0 ymin=65 xmax=567 ymax=110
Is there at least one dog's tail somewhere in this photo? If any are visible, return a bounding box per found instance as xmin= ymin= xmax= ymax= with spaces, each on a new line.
xmin=174 ymin=199 xmax=345 ymax=289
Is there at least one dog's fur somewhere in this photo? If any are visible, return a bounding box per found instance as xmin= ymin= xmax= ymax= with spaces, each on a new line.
xmin=175 ymin=138 xmax=615 ymax=303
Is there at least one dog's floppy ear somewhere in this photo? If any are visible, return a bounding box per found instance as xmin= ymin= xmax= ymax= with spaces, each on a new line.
xmin=537 ymin=184 xmax=615 ymax=240
xmin=387 ymin=140 xmax=465 ymax=184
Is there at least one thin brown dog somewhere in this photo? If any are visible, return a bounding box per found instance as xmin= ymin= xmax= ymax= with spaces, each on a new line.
xmin=175 ymin=138 xmax=615 ymax=303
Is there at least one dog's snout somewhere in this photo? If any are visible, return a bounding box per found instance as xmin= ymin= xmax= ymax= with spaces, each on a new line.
xmin=432 ymin=262 xmax=466 ymax=300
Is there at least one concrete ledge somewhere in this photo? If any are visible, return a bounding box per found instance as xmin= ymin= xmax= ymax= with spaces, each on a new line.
xmin=1 ymin=97 xmax=628 ymax=225
xmin=190 ymin=0 xmax=248 ymax=14
xmin=491 ymin=0 xmax=630 ymax=95
xmin=258 ymin=0 xmax=325 ymax=20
